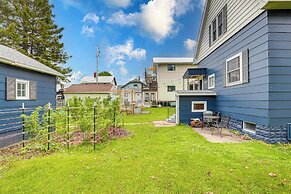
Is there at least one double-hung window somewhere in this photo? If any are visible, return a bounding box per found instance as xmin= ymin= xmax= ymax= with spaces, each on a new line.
xmin=209 ymin=5 xmax=227 ymax=46
xmin=226 ymin=52 xmax=243 ymax=86
xmin=16 ymin=79 xmax=29 ymax=100
xmin=167 ymin=64 xmax=176 ymax=71
xmin=167 ymin=86 xmax=176 ymax=92
xmin=208 ymin=74 xmax=215 ymax=89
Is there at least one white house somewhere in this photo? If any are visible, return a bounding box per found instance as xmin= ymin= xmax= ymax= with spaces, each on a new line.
xmin=153 ymin=57 xmax=196 ymax=106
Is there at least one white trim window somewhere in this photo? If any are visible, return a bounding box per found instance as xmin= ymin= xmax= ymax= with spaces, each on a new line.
xmin=191 ymin=101 xmax=207 ymax=113
xmin=226 ymin=52 xmax=243 ymax=87
xmin=208 ymin=74 xmax=215 ymax=89
xmin=167 ymin=64 xmax=176 ymax=71
xmin=16 ymin=79 xmax=30 ymax=100
xmin=167 ymin=86 xmax=176 ymax=92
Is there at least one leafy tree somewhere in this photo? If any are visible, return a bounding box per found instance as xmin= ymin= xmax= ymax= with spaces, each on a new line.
xmin=0 ymin=0 xmax=71 ymax=80
xmin=98 ymin=71 xmax=112 ymax=76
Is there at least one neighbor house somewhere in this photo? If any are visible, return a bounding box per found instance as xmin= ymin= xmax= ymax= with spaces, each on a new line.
xmin=143 ymin=68 xmax=158 ymax=107
xmin=63 ymin=83 xmax=114 ymax=100
xmin=176 ymin=0 xmax=291 ymax=143
xmin=152 ymin=58 xmax=195 ymax=106
xmin=0 ymin=44 xmax=62 ymax=139
xmin=119 ymin=78 xmax=144 ymax=108
xmin=81 ymin=75 xmax=117 ymax=86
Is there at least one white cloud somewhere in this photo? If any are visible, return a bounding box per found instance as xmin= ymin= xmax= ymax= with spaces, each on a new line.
xmin=120 ymin=66 xmax=129 ymax=76
xmin=107 ymin=0 xmax=193 ymax=43
xmin=81 ymin=25 xmax=94 ymax=36
xmin=184 ymin=39 xmax=197 ymax=51
xmin=62 ymin=71 xmax=84 ymax=88
xmin=106 ymin=39 xmax=146 ymax=76
xmin=105 ymin=0 xmax=132 ymax=8
xmin=82 ymin=13 xmax=100 ymax=24
xmin=107 ymin=11 xmax=137 ymax=26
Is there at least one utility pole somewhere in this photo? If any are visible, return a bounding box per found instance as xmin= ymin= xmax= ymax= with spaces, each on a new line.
xmin=96 ymin=46 xmax=101 ymax=84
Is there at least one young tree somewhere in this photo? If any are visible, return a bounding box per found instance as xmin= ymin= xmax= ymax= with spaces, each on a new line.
xmin=0 ymin=0 xmax=71 ymax=80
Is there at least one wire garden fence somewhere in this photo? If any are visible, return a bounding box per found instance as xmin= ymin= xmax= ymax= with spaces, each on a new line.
xmin=0 ymin=97 xmax=125 ymax=152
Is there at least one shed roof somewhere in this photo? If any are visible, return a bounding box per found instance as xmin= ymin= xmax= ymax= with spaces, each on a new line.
xmin=176 ymin=90 xmax=217 ymax=96
xmin=64 ymin=83 xmax=113 ymax=94
xmin=153 ymin=57 xmax=193 ymax=64
xmin=0 ymin=44 xmax=62 ymax=76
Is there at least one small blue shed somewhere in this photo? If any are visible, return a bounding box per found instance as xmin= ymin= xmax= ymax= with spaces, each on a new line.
xmin=176 ymin=90 xmax=217 ymax=125
xmin=0 ymin=44 xmax=62 ymax=144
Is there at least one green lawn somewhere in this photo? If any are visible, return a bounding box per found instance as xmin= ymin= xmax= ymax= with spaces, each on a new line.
xmin=0 ymin=108 xmax=291 ymax=193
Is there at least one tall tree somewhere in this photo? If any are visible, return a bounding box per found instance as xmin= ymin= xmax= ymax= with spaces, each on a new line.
xmin=0 ymin=0 xmax=71 ymax=81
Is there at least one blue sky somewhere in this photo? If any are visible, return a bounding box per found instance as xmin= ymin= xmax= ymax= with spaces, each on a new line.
xmin=51 ymin=0 xmax=205 ymax=84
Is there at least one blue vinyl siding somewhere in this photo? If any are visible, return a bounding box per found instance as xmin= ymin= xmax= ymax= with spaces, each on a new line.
xmin=199 ymin=12 xmax=270 ymax=126
xmin=179 ymin=96 xmax=216 ymax=124
xmin=0 ymin=62 xmax=56 ymax=136
xmin=0 ymin=62 xmax=56 ymax=109
xmin=268 ymin=10 xmax=291 ymax=126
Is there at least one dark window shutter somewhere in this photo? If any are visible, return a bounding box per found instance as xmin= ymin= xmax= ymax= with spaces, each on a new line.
xmin=222 ymin=5 xmax=227 ymax=33
xmin=209 ymin=25 xmax=212 ymax=47
xmin=223 ymin=62 xmax=227 ymax=87
xmin=29 ymin=81 xmax=37 ymax=100
xmin=242 ymin=49 xmax=249 ymax=83
xmin=6 ymin=77 xmax=16 ymax=101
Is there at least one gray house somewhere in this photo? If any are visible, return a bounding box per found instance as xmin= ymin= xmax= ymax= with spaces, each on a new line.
xmin=176 ymin=0 xmax=291 ymax=143
xmin=0 ymin=44 xmax=62 ymax=140
xmin=121 ymin=78 xmax=144 ymax=107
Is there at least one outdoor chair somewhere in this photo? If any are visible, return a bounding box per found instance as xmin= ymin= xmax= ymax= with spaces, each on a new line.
xmin=211 ymin=116 xmax=230 ymax=138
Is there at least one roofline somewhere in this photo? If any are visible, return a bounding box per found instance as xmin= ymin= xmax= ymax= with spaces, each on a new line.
xmin=175 ymin=90 xmax=217 ymax=96
xmin=153 ymin=57 xmax=194 ymax=64
xmin=0 ymin=56 xmax=63 ymax=77
xmin=194 ymin=0 xmax=209 ymax=63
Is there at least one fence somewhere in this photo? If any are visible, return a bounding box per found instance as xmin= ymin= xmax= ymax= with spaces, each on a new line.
xmin=0 ymin=99 xmax=124 ymax=150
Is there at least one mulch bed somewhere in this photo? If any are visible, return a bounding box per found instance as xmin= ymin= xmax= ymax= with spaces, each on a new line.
xmin=0 ymin=128 xmax=130 ymax=161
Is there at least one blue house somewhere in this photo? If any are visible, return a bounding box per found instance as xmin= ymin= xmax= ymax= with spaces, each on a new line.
xmin=0 ymin=44 xmax=62 ymax=146
xmin=176 ymin=1 xmax=291 ymax=143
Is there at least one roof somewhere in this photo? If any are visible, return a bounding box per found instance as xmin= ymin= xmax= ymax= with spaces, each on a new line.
xmin=81 ymin=76 xmax=117 ymax=85
xmin=0 ymin=44 xmax=62 ymax=76
xmin=121 ymin=79 xmax=144 ymax=88
xmin=183 ymin=68 xmax=207 ymax=79
xmin=176 ymin=90 xmax=217 ymax=96
xmin=153 ymin=57 xmax=193 ymax=64
xmin=64 ymin=83 xmax=113 ymax=94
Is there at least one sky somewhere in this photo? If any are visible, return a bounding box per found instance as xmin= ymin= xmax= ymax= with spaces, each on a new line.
xmin=51 ymin=0 xmax=205 ymax=85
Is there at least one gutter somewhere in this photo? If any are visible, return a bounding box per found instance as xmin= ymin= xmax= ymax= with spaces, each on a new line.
xmin=0 ymin=56 xmax=63 ymax=77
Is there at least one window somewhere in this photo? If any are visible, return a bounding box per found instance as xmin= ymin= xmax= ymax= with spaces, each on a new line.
xmin=218 ymin=12 xmax=223 ymax=37
xmin=167 ymin=86 xmax=176 ymax=92
xmin=209 ymin=5 xmax=227 ymax=46
xmin=124 ymin=92 xmax=128 ymax=97
xmin=212 ymin=19 xmax=217 ymax=42
xmin=192 ymin=101 xmax=207 ymax=112
xmin=189 ymin=84 xmax=194 ymax=91
xmin=145 ymin=93 xmax=149 ymax=102
xmin=208 ymin=74 xmax=215 ymax=89
xmin=167 ymin=64 xmax=176 ymax=71
xmin=133 ymin=84 xmax=138 ymax=87
xmin=16 ymin=79 xmax=29 ymax=100
xmin=226 ymin=52 xmax=243 ymax=86
xmin=243 ymin=121 xmax=256 ymax=134
xmin=151 ymin=93 xmax=155 ymax=101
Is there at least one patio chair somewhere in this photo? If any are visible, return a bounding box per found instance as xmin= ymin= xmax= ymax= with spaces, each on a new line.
xmin=212 ymin=116 xmax=230 ymax=138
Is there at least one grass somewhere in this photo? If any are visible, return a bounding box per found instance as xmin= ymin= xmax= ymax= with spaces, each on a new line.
xmin=0 ymin=108 xmax=291 ymax=193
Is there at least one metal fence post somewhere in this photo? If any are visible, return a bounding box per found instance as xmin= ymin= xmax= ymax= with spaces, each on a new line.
xmin=113 ymin=106 xmax=116 ymax=128
xmin=47 ymin=103 xmax=51 ymax=151
xmin=67 ymin=102 xmax=70 ymax=150
xmin=167 ymin=107 xmax=170 ymax=120
xmin=93 ymin=102 xmax=97 ymax=150
xmin=21 ymin=103 xmax=25 ymax=148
